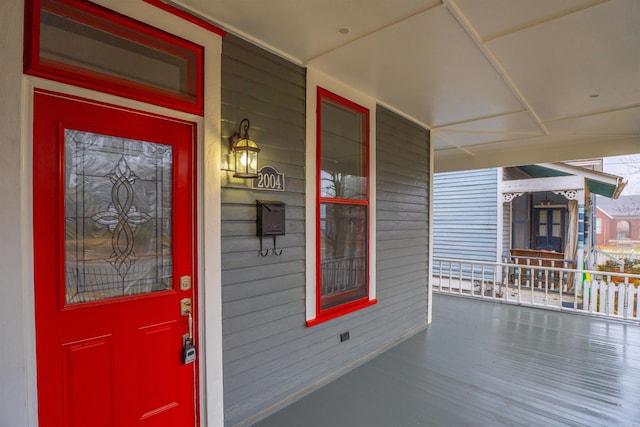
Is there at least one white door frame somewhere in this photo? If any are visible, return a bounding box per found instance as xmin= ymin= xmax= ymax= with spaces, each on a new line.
xmin=2 ymin=1 xmax=224 ymax=425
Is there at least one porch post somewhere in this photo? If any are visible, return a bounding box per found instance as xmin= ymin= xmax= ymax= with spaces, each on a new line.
xmin=0 ymin=2 xmax=34 ymax=426
xmin=577 ymin=190 xmax=585 ymax=288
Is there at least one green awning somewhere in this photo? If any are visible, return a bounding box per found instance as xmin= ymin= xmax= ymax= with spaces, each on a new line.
xmin=516 ymin=163 xmax=626 ymax=199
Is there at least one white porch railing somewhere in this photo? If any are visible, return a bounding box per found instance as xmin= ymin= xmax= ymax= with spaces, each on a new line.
xmin=433 ymin=257 xmax=640 ymax=322
xmin=593 ymin=247 xmax=625 ymax=271
xmin=321 ymin=256 xmax=366 ymax=296
xmin=593 ymin=247 xmax=640 ymax=267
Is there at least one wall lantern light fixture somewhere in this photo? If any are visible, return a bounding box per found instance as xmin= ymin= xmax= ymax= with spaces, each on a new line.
xmin=229 ymin=118 xmax=260 ymax=179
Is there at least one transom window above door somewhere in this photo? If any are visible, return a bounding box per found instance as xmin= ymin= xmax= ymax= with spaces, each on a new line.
xmin=24 ymin=0 xmax=204 ymax=114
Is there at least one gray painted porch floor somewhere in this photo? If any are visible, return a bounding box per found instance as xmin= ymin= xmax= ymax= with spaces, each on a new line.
xmin=253 ymin=294 xmax=640 ymax=427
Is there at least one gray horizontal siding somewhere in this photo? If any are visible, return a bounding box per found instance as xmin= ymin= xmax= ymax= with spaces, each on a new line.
xmin=221 ymin=35 xmax=307 ymax=427
xmin=221 ymin=35 xmax=429 ymax=427
xmin=433 ymin=169 xmax=498 ymax=264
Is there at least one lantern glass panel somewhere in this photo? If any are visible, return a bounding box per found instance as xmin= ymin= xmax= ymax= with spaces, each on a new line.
xmin=233 ymin=139 xmax=259 ymax=177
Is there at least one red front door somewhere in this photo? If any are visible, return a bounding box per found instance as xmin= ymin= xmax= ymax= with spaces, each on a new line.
xmin=33 ymin=89 xmax=198 ymax=427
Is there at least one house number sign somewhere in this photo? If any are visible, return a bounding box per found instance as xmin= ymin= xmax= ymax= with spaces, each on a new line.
xmin=252 ymin=166 xmax=285 ymax=191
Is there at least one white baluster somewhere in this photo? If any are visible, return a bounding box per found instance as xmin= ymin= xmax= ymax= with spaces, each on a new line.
xmin=589 ymin=280 xmax=598 ymax=313
xmin=598 ymin=281 xmax=607 ymax=314
xmin=581 ymin=280 xmax=593 ymax=311
xmin=624 ymin=283 xmax=634 ymax=319
xmin=470 ymin=264 xmax=475 ymax=297
xmin=607 ymin=282 xmax=615 ymax=315
xmin=530 ymin=265 xmax=535 ymax=305
xmin=616 ymin=282 xmax=625 ymax=317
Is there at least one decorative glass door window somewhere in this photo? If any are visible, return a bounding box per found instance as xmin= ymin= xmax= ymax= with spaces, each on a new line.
xmin=316 ymin=88 xmax=370 ymax=316
xmin=64 ymin=129 xmax=173 ymax=304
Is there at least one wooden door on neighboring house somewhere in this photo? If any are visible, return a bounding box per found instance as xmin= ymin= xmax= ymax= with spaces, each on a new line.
xmin=511 ymin=194 xmax=530 ymax=249
xmin=533 ymin=208 xmax=565 ymax=252
xmin=33 ymin=89 xmax=198 ymax=427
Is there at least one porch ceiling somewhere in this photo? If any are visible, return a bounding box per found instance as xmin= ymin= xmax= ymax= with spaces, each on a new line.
xmin=172 ymin=0 xmax=640 ymax=172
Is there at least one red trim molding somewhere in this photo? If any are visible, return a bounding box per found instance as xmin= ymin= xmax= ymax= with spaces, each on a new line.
xmin=143 ymin=0 xmax=226 ymax=36
xmin=24 ymin=0 xmax=205 ymax=115
xmin=306 ymin=299 xmax=377 ymax=327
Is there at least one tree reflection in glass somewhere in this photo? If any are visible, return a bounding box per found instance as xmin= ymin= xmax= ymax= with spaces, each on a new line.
xmin=64 ymin=129 xmax=173 ymax=304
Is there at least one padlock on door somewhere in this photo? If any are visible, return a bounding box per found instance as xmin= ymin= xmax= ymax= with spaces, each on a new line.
xmin=182 ymin=338 xmax=196 ymax=364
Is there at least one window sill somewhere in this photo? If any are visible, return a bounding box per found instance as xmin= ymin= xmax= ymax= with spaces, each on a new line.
xmin=306 ymin=298 xmax=377 ymax=327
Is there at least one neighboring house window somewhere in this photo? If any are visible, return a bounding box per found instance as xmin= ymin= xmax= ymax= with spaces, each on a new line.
xmin=305 ymin=71 xmax=377 ymax=326
xmin=596 ymin=218 xmax=602 ymax=234
xmin=317 ymin=88 xmax=369 ymax=315
xmin=617 ymin=220 xmax=630 ymax=239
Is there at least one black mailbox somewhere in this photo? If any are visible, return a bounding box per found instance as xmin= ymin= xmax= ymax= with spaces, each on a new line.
xmin=256 ymin=200 xmax=286 ymax=236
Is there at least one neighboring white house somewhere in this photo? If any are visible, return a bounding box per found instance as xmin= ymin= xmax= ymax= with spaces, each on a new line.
xmin=433 ymin=160 xmax=626 ymax=276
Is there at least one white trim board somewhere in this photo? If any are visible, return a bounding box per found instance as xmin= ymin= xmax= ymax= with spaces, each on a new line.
xmin=304 ymin=67 xmax=377 ymax=322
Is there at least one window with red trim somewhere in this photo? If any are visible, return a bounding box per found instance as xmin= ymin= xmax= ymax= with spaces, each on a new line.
xmin=316 ymin=87 xmax=370 ymax=319
xmin=24 ymin=0 xmax=204 ymax=115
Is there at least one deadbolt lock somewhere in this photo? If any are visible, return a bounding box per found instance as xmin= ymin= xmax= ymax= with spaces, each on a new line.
xmin=180 ymin=275 xmax=192 ymax=291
